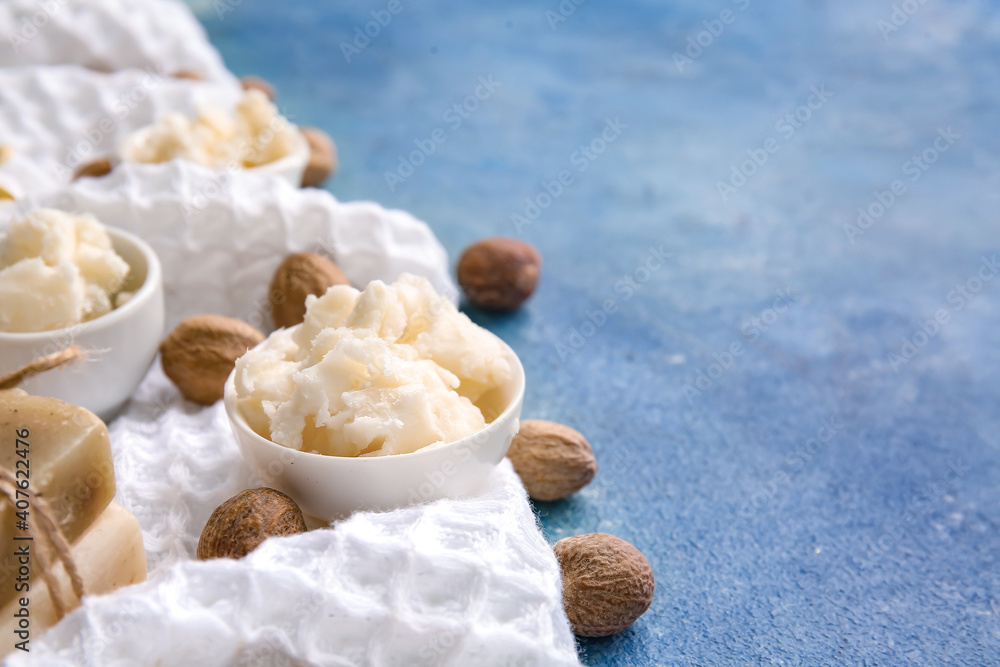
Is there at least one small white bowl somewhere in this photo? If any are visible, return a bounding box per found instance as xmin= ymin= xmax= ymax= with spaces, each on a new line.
xmin=117 ymin=126 xmax=310 ymax=188
xmin=224 ymin=344 xmax=525 ymax=519
xmin=0 ymin=226 xmax=164 ymax=421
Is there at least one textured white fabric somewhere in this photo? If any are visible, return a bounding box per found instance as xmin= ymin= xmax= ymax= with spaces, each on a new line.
xmin=1 ymin=166 xmax=580 ymax=666
xmin=0 ymin=65 xmax=240 ymax=199
xmin=7 ymin=160 xmax=458 ymax=331
xmin=5 ymin=365 xmax=579 ymax=666
xmin=3 ymin=355 xmax=580 ymax=667
xmin=0 ymin=0 xmax=238 ymax=87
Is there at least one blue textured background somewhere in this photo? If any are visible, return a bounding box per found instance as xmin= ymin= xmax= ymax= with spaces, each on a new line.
xmin=194 ymin=0 xmax=1000 ymax=664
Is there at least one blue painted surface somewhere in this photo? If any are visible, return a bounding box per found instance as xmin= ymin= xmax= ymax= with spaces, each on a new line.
xmin=197 ymin=1 xmax=1000 ymax=664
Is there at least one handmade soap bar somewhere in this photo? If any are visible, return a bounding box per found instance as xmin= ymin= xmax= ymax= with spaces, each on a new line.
xmin=0 ymin=502 xmax=146 ymax=651
xmin=0 ymin=389 xmax=116 ymax=609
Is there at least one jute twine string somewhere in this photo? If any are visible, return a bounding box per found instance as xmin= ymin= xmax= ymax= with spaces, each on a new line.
xmin=0 ymin=346 xmax=85 ymax=390
xmin=0 ymin=469 xmax=86 ymax=619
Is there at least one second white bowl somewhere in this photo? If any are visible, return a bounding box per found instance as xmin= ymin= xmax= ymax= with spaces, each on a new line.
xmin=0 ymin=226 xmax=164 ymax=421
xmin=224 ymin=343 xmax=525 ymax=520
xmin=118 ymin=125 xmax=310 ymax=188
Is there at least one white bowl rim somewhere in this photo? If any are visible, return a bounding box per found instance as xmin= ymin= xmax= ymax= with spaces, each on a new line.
xmin=224 ymin=338 xmax=526 ymax=465
xmin=0 ymin=224 xmax=162 ymax=341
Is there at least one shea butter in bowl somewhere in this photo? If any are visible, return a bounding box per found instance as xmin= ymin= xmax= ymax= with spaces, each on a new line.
xmin=118 ymin=89 xmax=309 ymax=187
xmin=224 ymin=274 xmax=526 ymax=519
xmin=0 ymin=209 xmax=164 ymax=420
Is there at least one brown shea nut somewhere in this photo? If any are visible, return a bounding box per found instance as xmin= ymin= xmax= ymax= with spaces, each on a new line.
xmin=197 ymin=488 xmax=307 ymax=560
xmin=507 ymin=420 xmax=597 ymax=501
xmin=554 ymin=533 xmax=655 ymax=637
xmin=269 ymin=252 xmax=350 ymax=328
xmin=160 ymin=314 xmax=265 ymax=404
xmin=241 ymin=75 xmax=276 ymax=101
xmin=457 ymin=238 xmax=541 ymax=310
xmin=300 ymin=127 xmax=338 ymax=188
xmin=72 ymin=157 xmax=114 ymax=181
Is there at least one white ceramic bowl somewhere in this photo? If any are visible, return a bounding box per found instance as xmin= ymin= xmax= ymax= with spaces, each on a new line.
xmin=117 ymin=125 xmax=310 ymax=188
xmin=224 ymin=344 xmax=525 ymax=519
xmin=0 ymin=226 xmax=164 ymax=421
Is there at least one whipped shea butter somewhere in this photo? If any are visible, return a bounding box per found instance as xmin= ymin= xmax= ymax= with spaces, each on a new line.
xmin=235 ymin=274 xmax=512 ymax=457
xmin=123 ymin=89 xmax=299 ymax=169
xmin=0 ymin=209 xmax=130 ymax=333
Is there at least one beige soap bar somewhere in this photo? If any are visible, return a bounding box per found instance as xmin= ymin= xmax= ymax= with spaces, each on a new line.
xmin=0 ymin=502 xmax=147 ymax=653
xmin=0 ymin=389 xmax=116 ymax=608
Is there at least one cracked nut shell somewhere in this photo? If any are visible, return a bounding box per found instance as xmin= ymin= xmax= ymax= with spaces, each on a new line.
xmin=554 ymin=533 xmax=655 ymax=637
xmin=197 ymin=487 xmax=307 ymax=560
xmin=507 ymin=420 xmax=597 ymax=501
xmin=269 ymin=252 xmax=350 ymax=328
xmin=160 ymin=314 xmax=265 ymax=404
xmin=457 ymin=237 xmax=541 ymax=310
